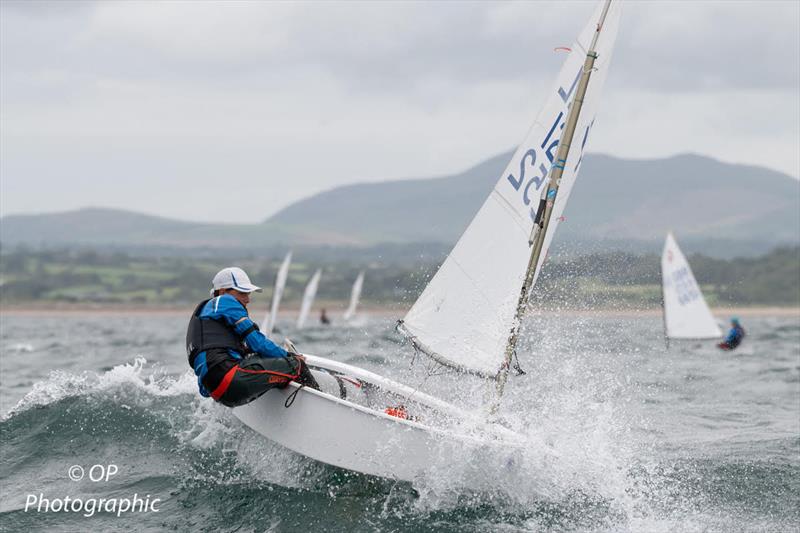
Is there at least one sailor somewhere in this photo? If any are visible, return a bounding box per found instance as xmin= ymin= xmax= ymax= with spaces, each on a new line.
xmin=186 ymin=267 xmax=319 ymax=407
xmin=718 ymin=317 xmax=745 ymax=351
xmin=320 ymin=308 xmax=331 ymax=325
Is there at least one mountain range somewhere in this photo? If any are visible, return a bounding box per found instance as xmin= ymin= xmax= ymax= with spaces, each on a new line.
xmin=2 ymin=152 xmax=798 ymax=258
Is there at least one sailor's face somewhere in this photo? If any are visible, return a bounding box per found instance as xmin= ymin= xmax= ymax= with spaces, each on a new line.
xmin=225 ymin=289 xmax=250 ymax=308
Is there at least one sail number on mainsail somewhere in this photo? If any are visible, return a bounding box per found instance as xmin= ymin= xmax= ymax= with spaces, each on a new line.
xmin=505 ymin=67 xmax=595 ymax=222
xmin=665 ymin=266 xmax=704 ymax=306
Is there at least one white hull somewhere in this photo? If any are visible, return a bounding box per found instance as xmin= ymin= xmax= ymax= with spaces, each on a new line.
xmin=233 ymin=355 xmax=523 ymax=482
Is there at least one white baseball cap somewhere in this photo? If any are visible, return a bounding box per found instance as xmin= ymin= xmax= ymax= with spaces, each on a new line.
xmin=211 ymin=267 xmax=262 ymax=294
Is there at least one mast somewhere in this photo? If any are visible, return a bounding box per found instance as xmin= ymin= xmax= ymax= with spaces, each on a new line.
xmin=493 ymin=0 xmax=614 ymax=404
xmin=661 ymin=237 xmax=670 ymax=349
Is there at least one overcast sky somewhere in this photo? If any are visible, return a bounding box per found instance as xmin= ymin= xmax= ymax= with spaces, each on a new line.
xmin=2 ymin=0 xmax=798 ymax=223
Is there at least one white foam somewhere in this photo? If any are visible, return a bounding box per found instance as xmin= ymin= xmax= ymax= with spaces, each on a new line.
xmin=3 ymin=355 xmax=321 ymax=489
xmin=393 ymin=314 xmax=655 ymax=521
xmin=6 ymin=343 xmax=34 ymax=353
xmin=175 ymin=393 xmax=329 ymax=490
xmin=4 ymin=357 xmax=195 ymax=420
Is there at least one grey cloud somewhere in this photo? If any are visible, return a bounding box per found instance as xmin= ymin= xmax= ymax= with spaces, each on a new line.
xmin=1 ymin=0 xmax=797 ymax=222
xmin=0 ymin=0 xmax=94 ymax=16
xmin=616 ymin=1 xmax=800 ymax=91
xmin=5 ymin=1 xmax=797 ymax=94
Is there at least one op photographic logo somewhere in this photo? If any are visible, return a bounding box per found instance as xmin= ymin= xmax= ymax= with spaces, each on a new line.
xmin=24 ymin=464 xmax=161 ymax=518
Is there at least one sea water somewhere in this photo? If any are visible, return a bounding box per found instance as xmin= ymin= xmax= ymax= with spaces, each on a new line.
xmin=0 ymin=312 xmax=797 ymax=532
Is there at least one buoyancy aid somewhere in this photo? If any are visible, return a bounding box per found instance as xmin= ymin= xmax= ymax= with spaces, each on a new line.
xmin=728 ymin=325 xmax=745 ymax=348
xmin=186 ymin=298 xmax=256 ymax=369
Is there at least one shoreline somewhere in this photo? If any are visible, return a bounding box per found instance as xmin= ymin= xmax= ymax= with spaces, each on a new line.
xmin=1 ymin=303 xmax=797 ymax=318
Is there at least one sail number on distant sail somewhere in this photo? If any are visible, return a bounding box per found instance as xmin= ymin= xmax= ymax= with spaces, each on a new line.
xmin=667 ymin=266 xmax=702 ymax=306
xmin=505 ymin=68 xmax=594 ymax=222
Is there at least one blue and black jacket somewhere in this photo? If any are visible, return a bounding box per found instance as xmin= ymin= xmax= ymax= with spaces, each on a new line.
xmin=724 ymin=324 xmax=745 ymax=349
xmin=186 ymin=294 xmax=288 ymax=397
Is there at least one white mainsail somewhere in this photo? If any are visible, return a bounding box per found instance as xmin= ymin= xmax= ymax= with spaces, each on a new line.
xmin=264 ymin=251 xmax=292 ymax=335
xmin=343 ymin=271 xmax=364 ymax=322
xmin=400 ymin=1 xmax=621 ymax=376
xmin=661 ymin=233 xmax=722 ymax=339
xmin=230 ymin=0 xmax=626 ymax=483
xmin=296 ymin=269 xmax=322 ymax=329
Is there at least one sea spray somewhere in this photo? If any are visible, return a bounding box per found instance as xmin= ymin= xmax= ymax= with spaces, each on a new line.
xmin=1 ymin=315 xmax=797 ymax=532
xmin=4 ymin=357 xmax=195 ymax=420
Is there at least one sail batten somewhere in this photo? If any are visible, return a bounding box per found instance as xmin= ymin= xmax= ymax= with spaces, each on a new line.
xmin=401 ymin=1 xmax=621 ymax=376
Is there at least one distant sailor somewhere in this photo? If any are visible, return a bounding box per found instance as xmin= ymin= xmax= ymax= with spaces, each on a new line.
xmin=718 ymin=317 xmax=745 ymax=351
xmin=320 ymin=308 xmax=331 ymax=325
xmin=186 ymin=267 xmax=319 ymax=407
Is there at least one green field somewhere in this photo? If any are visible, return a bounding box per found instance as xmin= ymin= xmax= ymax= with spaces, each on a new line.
xmin=1 ymin=246 xmax=797 ymax=307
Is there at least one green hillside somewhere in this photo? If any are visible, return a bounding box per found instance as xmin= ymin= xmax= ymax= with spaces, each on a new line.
xmin=2 ymin=246 xmax=797 ymax=307
xmin=1 ymin=153 xmax=797 ymax=257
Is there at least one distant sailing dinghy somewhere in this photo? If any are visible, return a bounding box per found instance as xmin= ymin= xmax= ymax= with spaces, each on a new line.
xmin=661 ymin=233 xmax=722 ymax=342
xmin=263 ymin=251 xmax=292 ymax=335
xmin=296 ymin=269 xmax=322 ymax=329
xmin=343 ymin=271 xmax=364 ymax=322
xmin=234 ymin=0 xmax=621 ymax=482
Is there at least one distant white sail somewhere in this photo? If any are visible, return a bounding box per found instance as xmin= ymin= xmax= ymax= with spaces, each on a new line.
xmin=661 ymin=233 xmax=722 ymax=339
xmin=296 ymin=269 xmax=322 ymax=329
xmin=343 ymin=271 xmax=364 ymax=321
xmin=264 ymin=251 xmax=292 ymax=335
xmin=400 ymin=1 xmax=621 ymax=376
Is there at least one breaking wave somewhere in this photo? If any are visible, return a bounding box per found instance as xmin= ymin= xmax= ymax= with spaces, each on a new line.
xmin=1 ymin=312 xmax=798 ymax=532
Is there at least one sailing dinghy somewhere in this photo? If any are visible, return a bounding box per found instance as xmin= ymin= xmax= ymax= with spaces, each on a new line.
xmin=296 ymin=269 xmax=322 ymax=329
xmin=263 ymin=251 xmax=292 ymax=335
xmin=661 ymin=232 xmax=722 ymax=342
xmin=234 ymin=0 xmax=621 ymax=482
